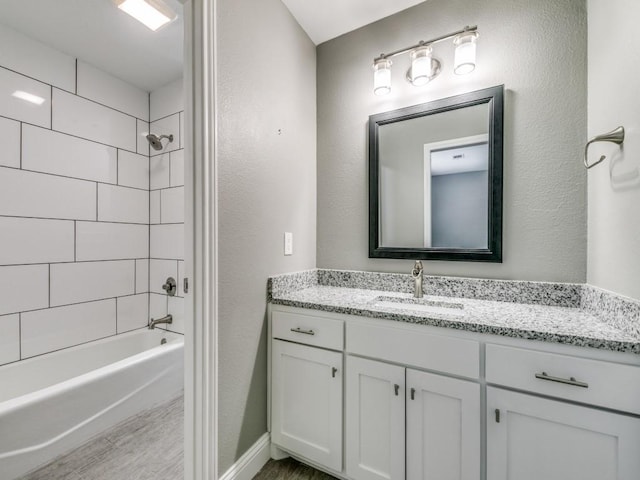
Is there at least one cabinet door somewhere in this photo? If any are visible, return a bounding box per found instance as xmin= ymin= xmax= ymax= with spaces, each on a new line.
xmin=406 ymin=369 xmax=480 ymax=480
xmin=271 ymin=340 xmax=343 ymax=472
xmin=346 ymin=356 xmax=405 ymax=480
xmin=487 ymin=387 xmax=640 ymax=480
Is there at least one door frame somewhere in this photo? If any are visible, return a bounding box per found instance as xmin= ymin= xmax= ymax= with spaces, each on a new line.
xmin=183 ymin=1 xmax=219 ymax=479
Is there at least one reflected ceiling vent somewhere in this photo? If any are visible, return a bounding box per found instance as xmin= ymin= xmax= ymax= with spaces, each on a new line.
xmin=113 ymin=0 xmax=177 ymax=31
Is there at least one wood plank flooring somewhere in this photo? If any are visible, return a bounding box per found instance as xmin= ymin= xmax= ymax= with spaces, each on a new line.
xmin=19 ymin=394 xmax=184 ymax=480
xmin=252 ymin=458 xmax=339 ymax=480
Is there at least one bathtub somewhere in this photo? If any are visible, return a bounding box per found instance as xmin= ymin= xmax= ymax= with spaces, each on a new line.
xmin=0 ymin=329 xmax=184 ymax=480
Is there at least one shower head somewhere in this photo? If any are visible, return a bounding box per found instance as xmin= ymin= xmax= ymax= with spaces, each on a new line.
xmin=146 ymin=133 xmax=174 ymax=151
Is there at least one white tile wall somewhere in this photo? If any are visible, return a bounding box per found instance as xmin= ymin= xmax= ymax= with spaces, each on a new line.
xmin=50 ymin=260 xmax=135 ymax=307
xmin=149 ymin=259 xmax=178 ymax=295
xmin=117 ymin=294 xmax=149 ymax=333
xmin=98 ymin=184 xmax=149 ymax=224
xmin=167 ymin=296 xmax=185 ymax=334
xmin=150 ymin=293 xmax=168 ymax=320
xmin=77 ymin=61 xmax=149 ymax=121
xmin=170 ymin=150 xmax=185 ymax=187
xmin=150 ymin=224 xmax=184 ymax=260
xmin=0 ymin=116 xmax=20 ymax=168
xmin=150 ymin=78 xmax=183 ymax=121
xmin=0 ymin=67 xmax=51 ymax=128
xmin=150 ymin=153 xmax=170 ymax=189
xmin=161 ymin=187 xmax=184 ymax=224
xmin=21 ymin=300 xmax=116 ymax=358
xmin=76 ymin=222 xmax=149 ymax=261
xmin=0 ymin=217 xmax=74 ymax=265
xmin=52 ymin=89 xmax=137 ymax=152
xmin=22 ymin=125 xmax=118 ymax=183
xmin=150 ymin=190 xmax=160 ymax=224
xmin=135 ymin=259 xmax=149 ymax=293
xmin=150 ymin=113 xmax=180 ymax=154
xmin=0 ymin=167 xmax=97 ymax=220
xmin=137 ymin=119 xmax=150 ymax=156
xmin=0 ymin=25 xmax=75 ymax=92
xmin=0 ymin=314 xmax=20 ymax=365
xmin=118 ymin=151 xmax=149 ymax=190
xmin=0 ymin=265 xmax=49 ymax=316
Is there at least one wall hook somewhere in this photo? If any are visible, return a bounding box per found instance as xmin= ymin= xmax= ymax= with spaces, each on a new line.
xmin=584 ymin=126 xmax=625 ymax=169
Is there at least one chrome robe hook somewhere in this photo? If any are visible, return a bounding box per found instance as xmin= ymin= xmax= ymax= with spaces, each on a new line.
xmin=584 ymin=126 xmax=625 ymax=169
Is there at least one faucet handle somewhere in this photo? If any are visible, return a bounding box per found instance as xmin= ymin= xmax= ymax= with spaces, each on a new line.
xmin=412 ymin=260 xmax=423 ymax=276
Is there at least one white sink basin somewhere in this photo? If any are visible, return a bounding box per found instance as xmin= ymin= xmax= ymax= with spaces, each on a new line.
xmin=371 ymin=296 xmax=465 ymax=317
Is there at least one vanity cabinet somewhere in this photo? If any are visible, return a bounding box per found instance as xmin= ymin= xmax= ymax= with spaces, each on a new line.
xmin=345 ymin=356 xmax=480 ymax=480
xmin=271 ymin=320 xmax=344 ymax=472
xmin=487 ymin=388 xmax=640 ymax=480
xmin=269 ymin=305 xmax=640 ymax=480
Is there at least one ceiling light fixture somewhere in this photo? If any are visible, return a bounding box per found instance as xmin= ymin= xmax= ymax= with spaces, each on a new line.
xmin=12 ymin=90 xmax=46 ymax=105
xmin=372 ymin=25 xmax=478 ymax=95
xmin=114 ymin=0 xmax=177 ymax=31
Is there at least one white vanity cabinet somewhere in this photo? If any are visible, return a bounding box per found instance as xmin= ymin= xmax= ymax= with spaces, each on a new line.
xmin=485 ymin=343 xmax=640 ymax=480
xmin=269 ymin=304 xmax=640 ymax=480
xmin=270 ymin=311 xmax=344 ymax=472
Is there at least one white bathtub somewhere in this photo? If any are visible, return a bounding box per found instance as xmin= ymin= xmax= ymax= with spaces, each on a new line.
xmin=0 ymin=329 xmax=184 ymax=480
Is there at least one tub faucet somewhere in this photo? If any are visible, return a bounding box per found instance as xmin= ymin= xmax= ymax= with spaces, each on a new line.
xmin=149 ymin=314 xmax=173 ymax=330
xmin=411 ymin=260 xmax=423 ymax=298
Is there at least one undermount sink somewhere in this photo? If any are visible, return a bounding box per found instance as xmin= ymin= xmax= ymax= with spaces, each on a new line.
xmin=371 ymin=296 xmax=465 ymax=316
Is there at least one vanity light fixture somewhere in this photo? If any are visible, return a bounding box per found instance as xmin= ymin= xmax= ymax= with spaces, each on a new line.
xmin=372 ymin=25 xmax=478 ymax=95
xmin=114 ymin=0 xmax=177 ymax=31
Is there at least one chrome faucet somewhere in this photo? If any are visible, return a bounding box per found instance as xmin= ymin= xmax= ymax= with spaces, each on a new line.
xmin=149 ymin=314 xmax=173 ymax=330
xmin=411 ymin=260 xmax=424 ymax=298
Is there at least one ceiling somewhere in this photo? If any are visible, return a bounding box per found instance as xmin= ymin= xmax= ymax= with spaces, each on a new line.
xmin=281 ymin=0 xmax=427 ymax=45
xmin=0 ymin=0 xmax=184 ymax=92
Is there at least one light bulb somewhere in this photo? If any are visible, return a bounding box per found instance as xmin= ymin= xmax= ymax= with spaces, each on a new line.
xmin=373 ymin=58 xmax=392 ymax=96
xmin=454 ymin=31 xmax=478 ymax=75
xmin=410 ymin=46 xmax=433 ymax=86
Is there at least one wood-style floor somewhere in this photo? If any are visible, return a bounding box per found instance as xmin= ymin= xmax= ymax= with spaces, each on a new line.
xmin=252 ymin=458 xmax=339 ymax=480
xmin=19 ymin=394 xmax=184 ymax=480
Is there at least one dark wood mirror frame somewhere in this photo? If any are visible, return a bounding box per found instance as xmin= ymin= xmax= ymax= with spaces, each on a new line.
xmin=369 ymin=85 xmax=504 ymax=262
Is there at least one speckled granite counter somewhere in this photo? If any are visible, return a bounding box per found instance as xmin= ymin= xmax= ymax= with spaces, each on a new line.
xmin=268 ymin=270 xmax=640 ymax=354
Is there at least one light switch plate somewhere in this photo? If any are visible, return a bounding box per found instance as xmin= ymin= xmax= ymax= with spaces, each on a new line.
xmin=284 ymin=232 xmax=293 ymax=255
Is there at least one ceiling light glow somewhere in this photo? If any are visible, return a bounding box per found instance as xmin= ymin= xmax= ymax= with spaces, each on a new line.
xmin=12 ymin=91 xmax=46 ymax=105
xmin=115 ymin=0 xmax=176 ymax=31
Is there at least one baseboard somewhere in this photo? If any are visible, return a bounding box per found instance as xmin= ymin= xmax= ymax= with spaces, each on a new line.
xmin=219 ymin=432 xmax=271 ymax=480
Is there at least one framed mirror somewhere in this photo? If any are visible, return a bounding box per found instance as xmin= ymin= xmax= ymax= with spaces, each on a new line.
xmin=369 ymin=85 xmax=504 ymax=262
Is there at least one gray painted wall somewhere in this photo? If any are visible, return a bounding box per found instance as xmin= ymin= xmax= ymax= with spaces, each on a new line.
xmin=317 ymin=0 xmax=588 ymax=282
xmin=217 ymin=0 xmax=317 ymax=473
xmin=587 ymin=0 xmax=640 ymax=301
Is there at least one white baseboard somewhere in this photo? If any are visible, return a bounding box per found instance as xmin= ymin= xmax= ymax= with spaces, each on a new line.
xmin=219 ymin=433 xmax=271 ymax=480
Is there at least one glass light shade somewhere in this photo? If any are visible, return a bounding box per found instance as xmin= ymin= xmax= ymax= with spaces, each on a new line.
xmin=410 ymin=46 xmax=433 ymax=86
xmin=454 ymin=32 xmax=478 ymax=75
xmin=373 ymin=58 xmax=392 ymax=96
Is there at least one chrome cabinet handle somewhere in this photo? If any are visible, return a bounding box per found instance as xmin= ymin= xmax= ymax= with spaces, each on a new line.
xmin=394 ymin=384 xmax=400 ymax=396
xmin=535 ymin=372 xmax=588 ymax=388
xmin=290 ymin=327 xmax=315 ymax=336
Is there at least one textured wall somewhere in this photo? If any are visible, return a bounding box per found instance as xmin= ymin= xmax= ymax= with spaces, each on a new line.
xmin=587 ymin=0 xmax=640 ymax=301
xmin=317 ymin=0 xmax=588 ymax=282
xmin=216 ymin=0 xmax=317 ymax=473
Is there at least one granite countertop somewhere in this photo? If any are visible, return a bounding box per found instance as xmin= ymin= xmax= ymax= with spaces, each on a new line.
xmin=268 ymin=270 xmax=640 ymax=354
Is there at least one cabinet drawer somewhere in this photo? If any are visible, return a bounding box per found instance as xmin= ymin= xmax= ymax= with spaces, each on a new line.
xmin=346 ymin=321 xmax=479 ymax=379
xmin=272 ymin=310 xmax=344 ymax=350
xmin=486 ymin=344 xmax=640 ymax=415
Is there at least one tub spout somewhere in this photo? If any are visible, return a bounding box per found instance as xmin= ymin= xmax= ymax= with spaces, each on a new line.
xmin=149 ymin=314 xmax=173 ymax=329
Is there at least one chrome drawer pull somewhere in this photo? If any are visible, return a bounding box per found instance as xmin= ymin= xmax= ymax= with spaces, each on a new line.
xmin=535 ymin=372 xmax=589 ymax=388
xmin=290 ymin=327 xmax=315 ymax=336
